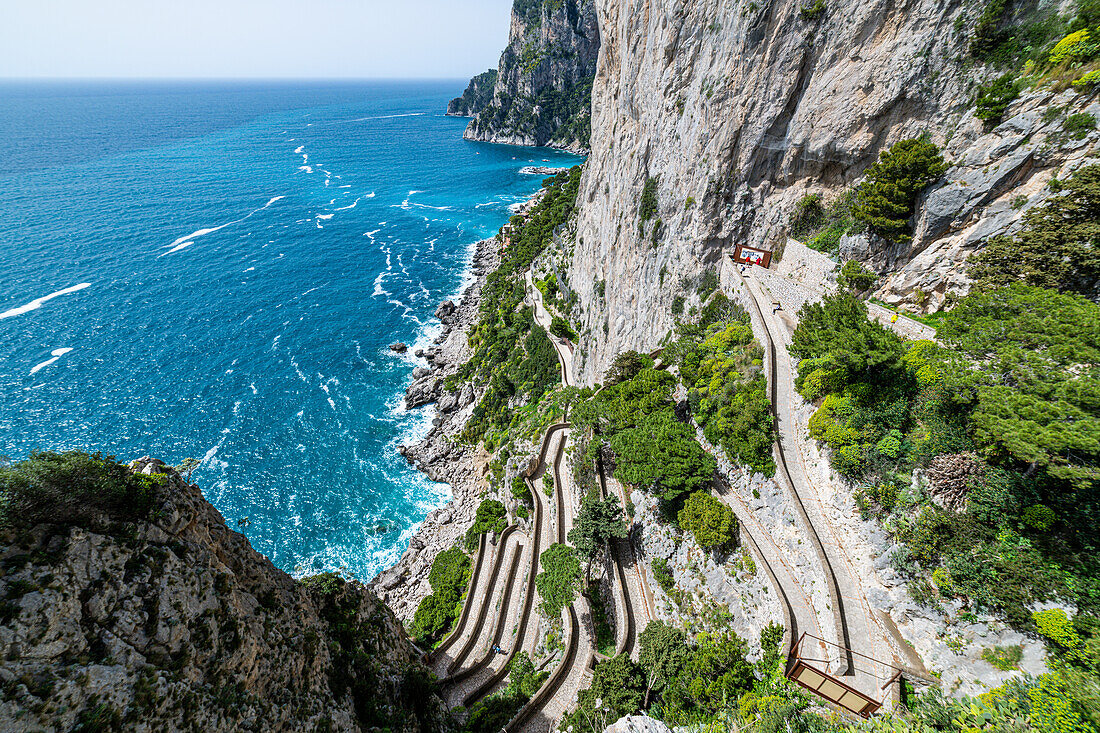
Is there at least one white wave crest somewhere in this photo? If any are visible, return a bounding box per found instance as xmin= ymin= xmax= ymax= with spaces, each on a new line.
xmin=164 ymin=196 xmax=285 ymax=251
xmin=158 ymin=242 xmax=193 ymax=258
xmin=29 ymin=347 xmax=74 ymax=375
xmin=0 ymin=283 xmax=91 ymax=320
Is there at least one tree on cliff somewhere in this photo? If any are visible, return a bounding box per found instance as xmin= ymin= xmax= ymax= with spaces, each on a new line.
xmin=790 ymin=292 xmax=907 ymax=388
xmin=969 ymin=163 xmax=1100 ymax=299
xmin=853 ymin=137 xmax=948 ymax=242
xmin=568 ymin=490 xmax=628 ymax=569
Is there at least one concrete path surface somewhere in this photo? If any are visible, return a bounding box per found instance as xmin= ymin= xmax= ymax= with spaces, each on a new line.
xmin=737 ymin=267 xmax=904 ymax=703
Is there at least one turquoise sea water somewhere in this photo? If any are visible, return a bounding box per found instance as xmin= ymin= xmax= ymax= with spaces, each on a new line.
xmin=0 ymin=80 xmax=581 ymax=579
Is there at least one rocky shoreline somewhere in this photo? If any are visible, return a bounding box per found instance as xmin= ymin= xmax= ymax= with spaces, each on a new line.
xmin=370 ymin=236 xmax=501 ymax=622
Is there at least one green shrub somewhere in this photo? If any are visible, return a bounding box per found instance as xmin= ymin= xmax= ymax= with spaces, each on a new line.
xmin=1050 ymin=29 xmax=1100 ymax=65
xmin=790 ymin=193 xmax=824 ymax=237
xmin=568 ymin=491 xmax=628 ymax=563
xmin=970 ymin=0 xmax=1009 ymax=58
xmin=549 ymin=315 xmax=576 ymax=340
xmin=1073 ymin=69 xmax=1100 ymax=89
xmin=695 ymin=268 xmax=720 ymax=300
xmin=875 ymin=430 xmax=904 ymax=459
xmin=637 ymin=624 xmax=753 ymax=724
xmin=800 ymin=189 xmax=860 ymax=255
xmin=72 ymin=702 xmax=122 ymax=733
xmin=931 ymin=566 xmax=955 ymax=597
xmin=969 ymin=164 xmax=1100 ymax=298
xmin=638 ymin=620 xmax=688 ymax=691
xmin=678 ymin=491 xmax=738 ymax=550
xmin=677 ymin=316 xmax=776 ymax=476
xmin=605 ymin=351 xmax=655 ymax=386
xmin=511 ymin=475 xmax=531 ymax=507
xmin=974 ymin=74 xmax=1020 ymax=123
xmin=1034 ymin=608 xmax=1082 ymax=650
xmin=799 ymin=0 xmax=826 ymax=21
xmin=410 ymin=545 xmax=471 ymax=644
xmin=465 ymin=499 xmax=507 ymax=550
xmin=651 ymin=558 xmax=678 ymax=596
xmin=504 ymin=652 xmax=548 ymax=699
xmin=535 ymin=543 xmax=580 ymax=619
xmin=853 ymin=138 xmax=948 ymax=242
xmin=981 ymin=644 xmax=1023 ymax=671
xmin=1064 ymin=112 xmax=1096 ymax=139
xmin=639 ymin=176 xmax=659 ymax=222
xmin=1022 ymin=504 xmax=1056 ymax=531
xmin=561 ymin=654 xmax=646 ymax=733
xmin=298 ymin=572 xmax=342 ymax=596
xmin=0 ymin=450 xmax=163 ymax=530
xmin=609 ymin=411 xmax=717 ymax=502
xmin=837 ymin=259 xmax=877 ymax=292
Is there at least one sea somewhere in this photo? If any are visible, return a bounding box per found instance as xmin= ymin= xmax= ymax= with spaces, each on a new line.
xmin=0 ymin=80 xmax=582 ymax=580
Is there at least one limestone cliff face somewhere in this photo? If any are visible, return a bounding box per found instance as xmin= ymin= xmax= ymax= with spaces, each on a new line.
xmin=0 ymin=458 xmax=445 ymax=733
xmin=447 ymin=69 xmax=498 ymax=116
xmin=462 ymin=0 xmax=601 ymax=151
xmin=563 ymin=0 xmax=1100 ymax=384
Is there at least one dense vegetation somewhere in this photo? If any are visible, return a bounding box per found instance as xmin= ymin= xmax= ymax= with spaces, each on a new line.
xmin=572 ymin=367 xmax=716 ymax=507
xmin=465 ymin=498 xmax=508 ymax=550
xmin=838 ymin=259 xmax=878 ymax=292
xmin=409 ymin=545 xmax=471 ymax=645
xmin=793 ymin=190 xmax=860 ymax=256
xmin=535 ymin=542 xmax=582 ymax=619
xmin=639 ymin=176 xmax=659 ymax=222
xmin=969 ymin=163 xmax=1100 ymax=299
xmin=460 ymin=651 xmax=549 ymax=733
xmin=670 ymin=299 xmax=777 ymax=476
xmin=790 ymin=283 xmax=1099 ymax=629
xmin=973 ymin=73 xmax=1021 ymax=124
xmin=453 ymin=167 xmax=582 ymax=448
xmin=568 ymin=489 xmax=628 ymax=568
xmin=0 ymin=450 xmax=163 ymax=530
xmin=677 ymin=491 xmax=738 ymax=551
xmin=562 ymin=621 xmax=773 ymax=733
xmin=563 ymin=607 xmax=1100 ymax=733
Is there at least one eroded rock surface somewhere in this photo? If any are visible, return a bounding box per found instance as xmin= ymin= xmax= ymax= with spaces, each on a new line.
xmin=0 ymin=459 xmax=444 ymax=732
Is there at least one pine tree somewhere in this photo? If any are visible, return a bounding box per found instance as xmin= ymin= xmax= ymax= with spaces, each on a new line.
xmin=853 ymin=137 xmax=948 ymax=242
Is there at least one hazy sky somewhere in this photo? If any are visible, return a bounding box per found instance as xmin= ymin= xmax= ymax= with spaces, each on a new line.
xmin=1 ymin=0 xmax=513 ymax=79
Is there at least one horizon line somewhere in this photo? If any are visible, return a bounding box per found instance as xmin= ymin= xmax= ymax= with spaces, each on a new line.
xmin=0 ymin=76 xmax=480 ymax=83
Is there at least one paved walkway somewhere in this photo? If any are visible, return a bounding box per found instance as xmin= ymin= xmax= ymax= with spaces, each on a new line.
xmin=737 ymin=267 xmax=903 ymax=702
xmin=754 ymin=265 xmax=936 ymax=342
xmin=603 ymin=473 xmax=654 ymax=659
xmin=496 ymin=273 xmax=597 ymax=733
xmin=526 ymin=271 xmax=575 ymax=386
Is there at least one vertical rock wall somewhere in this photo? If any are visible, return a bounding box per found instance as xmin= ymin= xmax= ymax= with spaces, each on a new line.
xmin=463 ymin=0 xmax=601 ymax=151
xmin=565 ymin=0 xmax=1099 ymax=382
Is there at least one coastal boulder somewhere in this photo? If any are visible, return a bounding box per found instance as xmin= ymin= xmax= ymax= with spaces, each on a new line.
xmin=438 ymin=392 xmax=459 ymax=414
xmin=435 ymin=300 xmax=456 ymax=320
xmin=405 ymin=378 xmax=439 ymax=409
xmin=389 ymin=342 xmax=408 ymax=353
